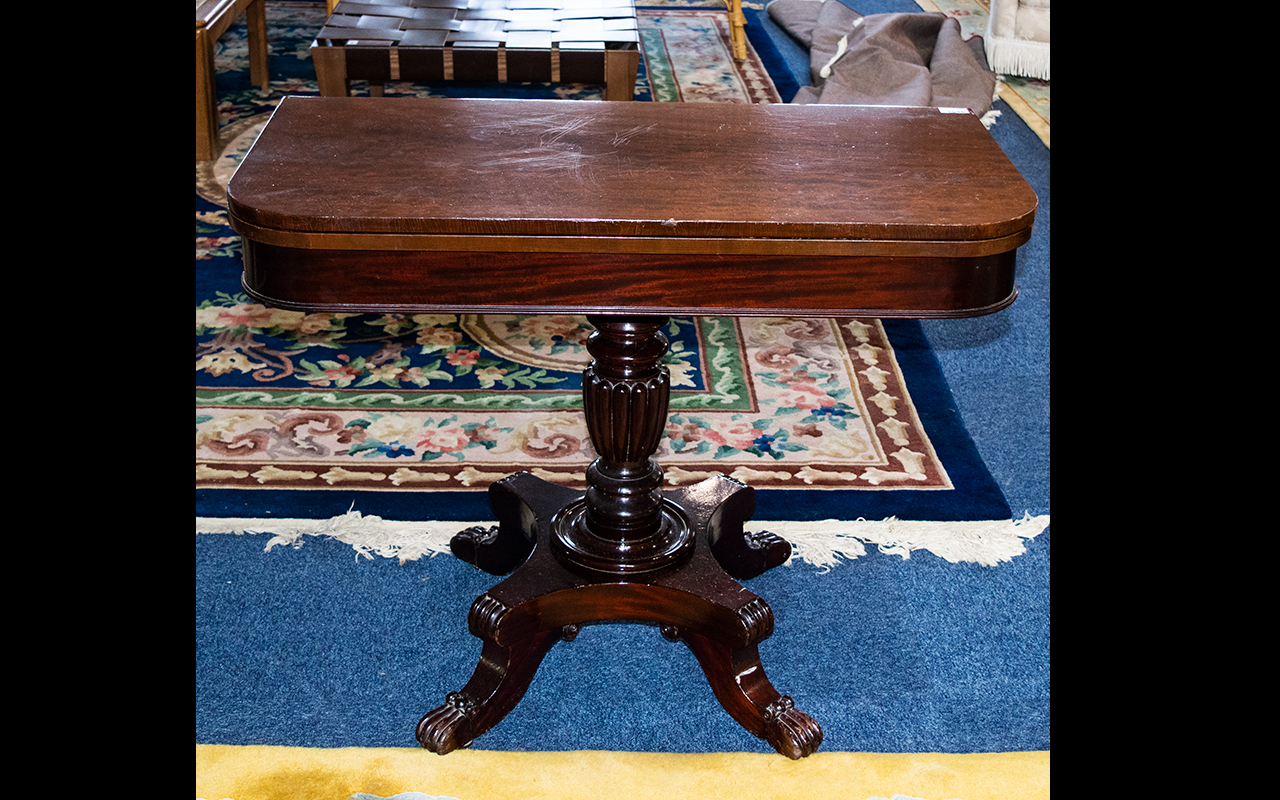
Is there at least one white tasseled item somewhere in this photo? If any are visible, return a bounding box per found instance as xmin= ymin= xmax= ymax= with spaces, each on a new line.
xmin=818 ymin=17 xmax=862 ymax=79
xmin=986 ymin=37 xmax=1051 ymax=81
xmin=983 ymin=0 xmax=1051 ymax=81
xmin=197 ymin=511 xmax=1050 ymax=570
xmin=980 ymin=80 xmax=1003 ymax=129
xmin=198 ymin=508 xmax=460 ymax=564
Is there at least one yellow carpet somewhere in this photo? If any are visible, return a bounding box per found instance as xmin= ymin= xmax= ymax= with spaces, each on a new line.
xmin=196 ymin=745 xmax=1049 ymax=800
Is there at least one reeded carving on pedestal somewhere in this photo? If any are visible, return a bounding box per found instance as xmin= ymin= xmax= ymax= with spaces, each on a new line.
xmin=579 ymin=316 xmax=672 ymax=544
xmin=468 ymin=593 xmax=509 ymax=641
xmin=582 ymin=367 xmax=670 ymax=464
xmin=553 ymin=316 xmax=694 ymax=574
xmin=736 ymin=597 xmax=775 ymax=645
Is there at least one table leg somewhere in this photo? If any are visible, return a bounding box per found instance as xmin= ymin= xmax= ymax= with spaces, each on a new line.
xmin=417 ymin=316 xmax=822 ymax=758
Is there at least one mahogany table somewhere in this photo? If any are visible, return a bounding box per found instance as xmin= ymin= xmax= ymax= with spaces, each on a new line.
xmin=228 ymin=96 xmax=1036 ymax=759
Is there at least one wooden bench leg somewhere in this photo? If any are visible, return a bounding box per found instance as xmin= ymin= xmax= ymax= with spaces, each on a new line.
xmin=312 ymin=44 xmax=351 ymax=97
xmin=603 ymin=49 xmax=640 ymax=101
xmin=247 ymin=0 xmax=269 ymax=89
xmin=196 ymin=2 xmax=271 ymax=160
xmin=196 ymin=27 xmax=217 ymax=161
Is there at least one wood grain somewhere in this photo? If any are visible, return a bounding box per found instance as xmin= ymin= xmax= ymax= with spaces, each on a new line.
xmin=229 ymin=97 xmax=1036 ymax=244
xmin=229 ymin=98 xmax=1035 ymax=317
xmin=241 ymin=241 xmax=1019 ymax=318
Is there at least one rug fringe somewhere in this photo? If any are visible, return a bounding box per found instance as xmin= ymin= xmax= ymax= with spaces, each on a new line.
xmin=196 ymin=511 xmax=1049 ymax=570
xmin=775 ymin=512 xmax=1048 ymax=571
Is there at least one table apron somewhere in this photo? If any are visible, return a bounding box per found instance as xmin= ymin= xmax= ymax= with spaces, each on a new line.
xmin=240 ymin=240 xmax=1019 ymax=319
xmin=226 ymin=217 xmax=1031 ymax=259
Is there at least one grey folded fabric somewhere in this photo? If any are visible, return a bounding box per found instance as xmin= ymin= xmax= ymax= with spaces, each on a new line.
xmin=767 ymin=0 xmax=996 ymax=116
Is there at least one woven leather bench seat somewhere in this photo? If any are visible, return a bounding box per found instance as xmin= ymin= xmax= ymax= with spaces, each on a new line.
xmin=311 ymin=0 xmax=641 ymax=99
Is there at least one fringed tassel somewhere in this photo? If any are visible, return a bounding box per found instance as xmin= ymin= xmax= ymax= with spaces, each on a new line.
xmin=197 ymin=512 xmax=1050 ymax=570
xmin=984 ymin=37 xmax=1050 ymax=81
xmin=818 ymin=17 xmax=861 ymax=79
xmin=980 ymin=79 xmax=1004 ymax=129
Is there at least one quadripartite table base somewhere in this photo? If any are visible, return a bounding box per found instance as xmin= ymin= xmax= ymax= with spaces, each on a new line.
xmin=228 ymin=97 xmax=1036 ymax=759
xmin=416 ymin=316 xmax=821 ymax=759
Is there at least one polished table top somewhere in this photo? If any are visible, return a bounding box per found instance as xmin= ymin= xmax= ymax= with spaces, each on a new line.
xmin=229 ymin=97 xmax=1037 ymax=318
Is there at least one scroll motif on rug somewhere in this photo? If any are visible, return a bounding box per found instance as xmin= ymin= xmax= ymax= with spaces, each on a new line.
xmin=196 ymin=310 xmax=951 ymax=492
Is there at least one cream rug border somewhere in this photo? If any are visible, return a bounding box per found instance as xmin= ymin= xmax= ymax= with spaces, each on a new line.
xmin=196 ymin=512 xmax=1049 ymax=570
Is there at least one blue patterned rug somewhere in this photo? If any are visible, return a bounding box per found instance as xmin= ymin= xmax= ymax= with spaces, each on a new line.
xmin=196 ymin=0 xmax=1049 ymax=775
xmin=196 ymin=1 xmax=1012 ymax=526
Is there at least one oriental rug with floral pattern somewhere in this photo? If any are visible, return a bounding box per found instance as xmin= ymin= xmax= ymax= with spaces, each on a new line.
xmin=195 ymin=0 xmax=1002 ymax=516
xmin=197 ymin=302 xmax=952 ymax=494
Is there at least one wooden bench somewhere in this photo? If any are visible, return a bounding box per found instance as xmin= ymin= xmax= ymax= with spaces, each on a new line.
xmin=228 ymin=97 xmax=1036 ymax=758
xmin=311 ymin=0 xmax=641 ymax=101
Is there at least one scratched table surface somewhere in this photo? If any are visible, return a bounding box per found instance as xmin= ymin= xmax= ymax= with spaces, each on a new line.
xmin=229 ymin=97 xmax=1037 ymax=317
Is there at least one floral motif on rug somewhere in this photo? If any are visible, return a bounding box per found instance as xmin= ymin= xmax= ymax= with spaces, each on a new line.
xmin=640 ymin=9 xmax=781 ymax=104
xmin=196 ymin=306 xmax=951 ymax=492
xmin=196 ymin=2 xmax=944 ymax=494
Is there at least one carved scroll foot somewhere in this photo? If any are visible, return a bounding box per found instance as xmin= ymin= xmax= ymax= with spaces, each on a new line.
xmin=417 ymin=630 xmax=562 ymax=754
xmin=676 ymin=629 xmax=824 ymax=759
xmin=416 ymin=691 xmax=477 ymax=755
xmin=449 ymin=474 xmax=546 ymax=575
xmin=761 ymin=695 xmax=824 ymax=760
xmin=450 ymin=525 xmax=508 ymax=574
xmin=684 ymin=474 xmax=792 ymax=580
xmin=718 ymin=527 xmax=792 ymax=579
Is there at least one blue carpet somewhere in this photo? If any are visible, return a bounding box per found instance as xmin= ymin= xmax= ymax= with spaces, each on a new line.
xmin=923 ymin=110 xmax=1051 ymax=517
xmin=196 ymin=1 xmax=1049 ymax=756
xmin=196 ymin=524 xmax=1049 ymax=753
